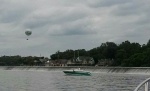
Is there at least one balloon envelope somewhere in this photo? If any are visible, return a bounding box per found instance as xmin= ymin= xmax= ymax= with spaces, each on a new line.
xmin=25 ymin=31 xmax=32 ymax=36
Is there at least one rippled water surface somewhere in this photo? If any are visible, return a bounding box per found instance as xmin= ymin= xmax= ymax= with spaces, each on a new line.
xmin=0 ymin=70 xmax=150 ymax=91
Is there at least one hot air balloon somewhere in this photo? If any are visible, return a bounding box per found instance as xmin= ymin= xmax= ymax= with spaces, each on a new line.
xmin=25 ymin=29 xmax=32 ymax=40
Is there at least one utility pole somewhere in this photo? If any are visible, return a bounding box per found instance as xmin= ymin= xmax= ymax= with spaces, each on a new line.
xmin=74 ymin=51 xmax=75 ymax=59
xmin=78 ymin=50 xmax=79 ymax=57
xmin=57 ymin=50 xmax=59 ymax=60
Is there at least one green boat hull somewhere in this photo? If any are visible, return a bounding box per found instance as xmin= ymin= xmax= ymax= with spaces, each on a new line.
xmin=63 ymin=71 xmax=91 ymax=76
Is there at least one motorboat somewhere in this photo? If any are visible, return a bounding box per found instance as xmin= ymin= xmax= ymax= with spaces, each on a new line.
xmin=63 ymin=68 xmax=91 ymax=76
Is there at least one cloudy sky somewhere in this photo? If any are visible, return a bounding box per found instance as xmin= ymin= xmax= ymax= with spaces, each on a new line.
xmin=0 ymin=0 xmax=150 ymax=58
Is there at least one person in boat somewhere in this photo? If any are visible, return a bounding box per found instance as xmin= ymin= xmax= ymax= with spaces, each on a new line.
xmin=73 ymin=69 xmax=75 ymax=72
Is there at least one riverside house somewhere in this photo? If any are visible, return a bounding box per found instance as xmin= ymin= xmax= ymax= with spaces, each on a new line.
xmin=76 ymin=56 xmax=95 ymax=66
xmin=48 ymin=59 xmax=68 ymax=66
xmin=47 ymin=56 xmax=95 ymax=66
xmin=96 ymin=59 xmax=114 ymax=66
xmin=67 ymin=56 xmax=95 ymax=66
xmin=34 ymin=58 xmax=48 ymax=66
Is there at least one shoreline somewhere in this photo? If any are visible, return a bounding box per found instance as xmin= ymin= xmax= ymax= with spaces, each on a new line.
xmin=1 ymin=66 xmax=150 ymax=74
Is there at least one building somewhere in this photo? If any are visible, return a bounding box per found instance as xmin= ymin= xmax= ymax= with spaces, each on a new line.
xmin=47 ymin=56 xmax=95 ymax=66
xmin=67 ymin=56 xmax=95 ymax=66
xmin=47 ymin=59 xmax=68 ymax=66
xmin=96 ymin=59 xmax=114 ymax=66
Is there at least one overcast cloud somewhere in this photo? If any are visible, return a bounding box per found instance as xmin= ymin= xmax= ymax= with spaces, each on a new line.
xmin=0 ymin=0 xmax=150 ymax=57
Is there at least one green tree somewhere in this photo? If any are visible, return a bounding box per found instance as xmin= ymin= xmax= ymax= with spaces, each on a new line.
xmin=115 ymin=49 xmax=127 ymax=66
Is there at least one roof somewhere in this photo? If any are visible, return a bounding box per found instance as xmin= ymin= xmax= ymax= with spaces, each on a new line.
xmin=77 ymin=56 xmax=94 ymax=61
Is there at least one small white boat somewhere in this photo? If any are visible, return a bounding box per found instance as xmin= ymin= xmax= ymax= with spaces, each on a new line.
xmin=63 ymin=68 xmax=91 ymax=76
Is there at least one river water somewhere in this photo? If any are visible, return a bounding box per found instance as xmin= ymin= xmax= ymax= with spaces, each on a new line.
xmin=0 ymin=70 xmax=149 ymax=91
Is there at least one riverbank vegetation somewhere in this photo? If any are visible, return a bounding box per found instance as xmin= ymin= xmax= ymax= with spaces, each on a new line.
xmin=0 ymin=56 xmax=45 ymax=66
xmin=0 ymin=39 xmax=150 ymax=67
xmin=51 ymin=39 xmax=150 ymax=67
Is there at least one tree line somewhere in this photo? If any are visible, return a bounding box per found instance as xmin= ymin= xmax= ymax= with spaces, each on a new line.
xmin=51 ymin=39 xmax=150 ymax=67
xmin=0 ymin=56 xmax=45 ymax=66
xmin=0 ymin=39 xmax=150 ymax=67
